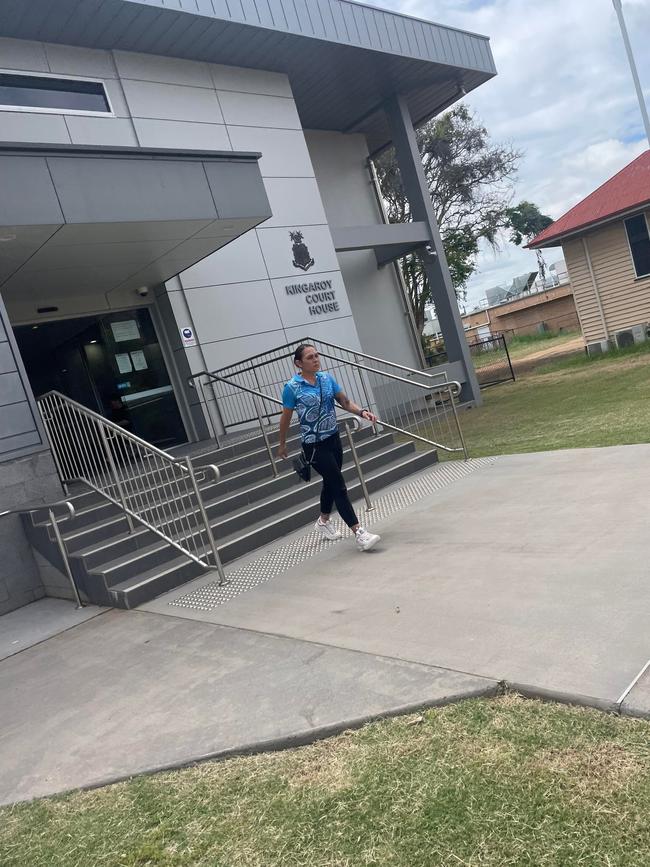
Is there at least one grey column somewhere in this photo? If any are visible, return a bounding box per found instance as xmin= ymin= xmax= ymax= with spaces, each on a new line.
xmin=383 ymin=94 xmax=481 ymax=405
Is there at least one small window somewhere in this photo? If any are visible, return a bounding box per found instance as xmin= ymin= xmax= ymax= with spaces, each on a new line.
xmin=0 ymin=72 xmax=110 ymax=114
xmin=624 ymin=214 xmax=650 ymax=278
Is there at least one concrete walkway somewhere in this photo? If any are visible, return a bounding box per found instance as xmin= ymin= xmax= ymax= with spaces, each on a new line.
xmin=1 ymin=444 xmax=649 ymax=805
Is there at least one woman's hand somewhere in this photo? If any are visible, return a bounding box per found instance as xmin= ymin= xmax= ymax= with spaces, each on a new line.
xmin=277 ymin=444 xmax=289 ymax=460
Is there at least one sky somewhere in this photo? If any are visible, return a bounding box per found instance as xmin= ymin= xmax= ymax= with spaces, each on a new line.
xmin=376 ymin=0 xmax=650 ymax=309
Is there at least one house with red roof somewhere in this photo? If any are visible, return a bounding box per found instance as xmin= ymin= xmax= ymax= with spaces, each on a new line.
xmin=529 ymin=150 xmax=650 ymax=354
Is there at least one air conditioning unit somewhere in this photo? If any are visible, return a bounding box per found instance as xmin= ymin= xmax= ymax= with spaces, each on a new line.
xmin=615 ymin=329 xmax=635 ymax=349
xmin=586 ymin=339 xmax=611 ymax=356
xmin=615 ymin=324 xmax=649 ymax=349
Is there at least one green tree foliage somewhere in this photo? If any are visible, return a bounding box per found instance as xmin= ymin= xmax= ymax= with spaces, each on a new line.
xmin=374 ymin=105 xmax=550 ymax=334
xmin=505 ymin=200 xmax=554 ymax=282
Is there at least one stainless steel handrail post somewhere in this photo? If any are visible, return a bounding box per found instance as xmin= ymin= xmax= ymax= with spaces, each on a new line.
xmin=98 ymin=425 xmax=135 ymax=533
xmin=48 ymin=505 xmax=84 ymax=609
xmin=343 ymin=418 xmax=373 ymax=511
xmin=185 ymin=457 xmax=226 ymax=586
xmin=446 ymin=385 xmax=469 ymax=460
xmin=254 ymin=395 xmax=278 ymax=477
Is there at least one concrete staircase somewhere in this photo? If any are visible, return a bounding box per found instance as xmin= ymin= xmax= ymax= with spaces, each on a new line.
xmin=22 ymin=422 xmax=438 ymax=609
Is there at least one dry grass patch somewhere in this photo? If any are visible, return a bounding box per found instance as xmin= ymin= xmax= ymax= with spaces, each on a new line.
xmin=3 ymin=696 xmax=650 ymax=867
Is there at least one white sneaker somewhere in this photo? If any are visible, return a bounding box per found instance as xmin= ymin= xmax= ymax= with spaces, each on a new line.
xmin=315 ymin=518 xmax=342 ymax=541
xmin=355 ymin=527 xmax=380 ymax=551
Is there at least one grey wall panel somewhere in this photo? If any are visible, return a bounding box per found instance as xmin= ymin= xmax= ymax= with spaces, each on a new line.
xmin=0 ymin=430 xmax=42 ymax=453
xmin=0 ymin=36 xmax=49 ymax=71
xmin=64 ymin=116 xmax=139 ymax=147
xmin=0 ymin=371 xmax=27 ymax=406
xmin=0 ymin=344 xmax=12 ymax=375
xmin=0 ymin=111 xmax=71 ymax=145
xmin=204 ymin=161 xmax=272 ymax=221
xmin=1 ymin=402 xmax=37 ymax=439
xmin=46 ymin=157 xmax=219 ymax=224
xmin=43 ymin=42 xmax=118 ymax=77
xmin=0 ymin=156 xmax=64 ymax=227
xmin=132 ymin=118 xmax=231 ymax=151
xmin=113 ymin=49 xmax=213 ymax=87
xmin=121 ymin=78 xmax=223 ymax=123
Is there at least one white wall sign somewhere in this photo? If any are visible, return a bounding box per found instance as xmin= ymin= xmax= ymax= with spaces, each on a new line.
xmin=180 ymin=326 xmax=197 ymax=348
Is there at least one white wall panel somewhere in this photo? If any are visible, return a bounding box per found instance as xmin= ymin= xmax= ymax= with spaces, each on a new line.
xmin=201 ymin=329 xmax=287 ymax=371
xmin=209 ymin=64 xmax=292 ymax=97
xmin=114 ymin=51 xmax=213 ymax=89
xmin=227 ymin=126 xmax=314 ymax=177
xmin=0 ymin=37 xmax=49 ymax=72
xmin=186 ymin=279 xmax=282 ymax=343
xmin=65 ymin=116 xmax=138 ymax=146
xmin=271 ymin=270 xmax=352 ymax=329
xmin=284 ymin=315 xmax=362 ymax=352
xmin=0 ymin=112 xmax=71 ymax=144
xmin=44 ymin=43 xmax=117 ymax=78
xmin=218 ymin=91 xmax=301 ymax=129
xmin=133 ymin=118 xmax=231 ymax=150
xmin=180 ymin=232 xmax=267 ymax=289
xmin=256 ymin=225 xmax=339 ymax=279
xmin=121 ymin=79 xmax=223 ymax=123
xmin=305 ymin=130 xmax=381 ymax=226
xmin=262 ymin=178 xmax=328 ymax=229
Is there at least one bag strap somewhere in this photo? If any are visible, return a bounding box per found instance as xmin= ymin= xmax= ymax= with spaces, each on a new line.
xmin=301 ymin=376 xmax=324 ymax=463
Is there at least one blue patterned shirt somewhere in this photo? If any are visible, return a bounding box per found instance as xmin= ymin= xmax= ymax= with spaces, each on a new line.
xmin=282 ymin=372 xmax=341 ymax=444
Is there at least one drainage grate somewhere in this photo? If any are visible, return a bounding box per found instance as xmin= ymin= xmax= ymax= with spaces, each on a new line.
xmin=170 ymin=457 xmax=496 ymax=611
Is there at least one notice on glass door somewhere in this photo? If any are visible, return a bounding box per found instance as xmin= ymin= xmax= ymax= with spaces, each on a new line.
xmin=130 ymin=350 xmax=148 ymax=371
xmin=111 ymin=319 xmax=140 ymax=343
xmin=115 ymin=353 xmax=132 ymax=374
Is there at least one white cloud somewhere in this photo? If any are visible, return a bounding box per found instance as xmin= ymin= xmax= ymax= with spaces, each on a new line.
xmin=376 ymin=0 xmax=650 ymax=305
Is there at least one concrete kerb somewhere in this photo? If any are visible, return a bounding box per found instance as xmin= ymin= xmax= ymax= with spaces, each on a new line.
xmin=8 ymin=677 xmax=650 ymax=808
xmin=9 ymin=681 xmax=501 ymax=806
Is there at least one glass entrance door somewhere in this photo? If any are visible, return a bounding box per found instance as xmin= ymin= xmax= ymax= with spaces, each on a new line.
xmin=14 ymin=309 xmax=187 ymax=448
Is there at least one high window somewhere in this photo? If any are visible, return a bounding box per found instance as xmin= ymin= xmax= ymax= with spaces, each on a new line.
xmin=0 ymin=72 xmax=111 ymax=114
xmin=624 ymin=213 xmax=650 ymax=278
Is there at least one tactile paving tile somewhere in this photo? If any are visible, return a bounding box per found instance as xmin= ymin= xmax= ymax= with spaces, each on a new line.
xmin=170 ymin=457 xmax=496 ymax=611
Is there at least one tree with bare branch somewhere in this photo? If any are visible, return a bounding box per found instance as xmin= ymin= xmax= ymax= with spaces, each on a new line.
xmin=374 ymin=105 xmax=547 ymax=334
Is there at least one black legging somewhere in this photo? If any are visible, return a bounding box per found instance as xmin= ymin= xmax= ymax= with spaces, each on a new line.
xmin=303 ymin=432 xmax=358 ymax=528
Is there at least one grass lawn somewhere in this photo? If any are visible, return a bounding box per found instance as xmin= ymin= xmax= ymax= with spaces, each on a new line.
xmin=451 ymin=342 xmax=650 ymax=459
xmin=2 ymin=695 xmax=650 ymax=867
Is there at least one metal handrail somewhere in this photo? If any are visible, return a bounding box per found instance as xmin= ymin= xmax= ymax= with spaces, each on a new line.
xmin=300 ymin=336 xmax=453 ymax=384
xmin=1 ymin=499 xmax=83 ymax=608
xmin=314 ymin=350 xmax=462 ymax=397
xmin=37 ymin=391 xmax=226 ymax=584
xmin=204 ymin=336 xmax=467 ymax=457
xmin=188 ymin=370 xmax=376 ymax=501
xmin=37 ymin=390 xmax=198 ymax=471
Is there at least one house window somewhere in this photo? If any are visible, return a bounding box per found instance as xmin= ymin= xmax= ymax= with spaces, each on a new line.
xmin=624 ymin=214 xmax=650 ymax=278
xmin=0 ymin=72 xmax=110 ymax=114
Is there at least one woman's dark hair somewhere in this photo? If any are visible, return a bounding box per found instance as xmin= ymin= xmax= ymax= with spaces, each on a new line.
xmin=293 ymin=343 xmax=315 ymax=364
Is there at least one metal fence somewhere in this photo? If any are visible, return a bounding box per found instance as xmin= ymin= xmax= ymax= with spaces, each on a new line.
xmin=467 ymin=335 xmax=515 ymax=388
xmin=425 ymin=334 xmax=515 ymax=390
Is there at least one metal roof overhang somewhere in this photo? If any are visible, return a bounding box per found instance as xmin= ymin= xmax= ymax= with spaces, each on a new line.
xmin=528 ymin=200 xmax=650 ymax=249
xmin=0 ymin=0 xmax=496 ymax=154
xmin=0 ymin=143 xmax=271 ymax=304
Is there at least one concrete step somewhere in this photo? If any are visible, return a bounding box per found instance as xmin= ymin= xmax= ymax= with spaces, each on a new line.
xmin=60 ymin=430 xmax=388 ymax=557
xmin=99 ymin=447 xmax=438 ymax=609
xmin=215 ymin=447 xmax=438 ymax=564
xmin=85 ymin=441 xmax=412 ymax=585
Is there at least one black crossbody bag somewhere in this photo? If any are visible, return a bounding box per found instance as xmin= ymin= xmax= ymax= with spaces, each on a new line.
xmin=292 ymin=378 xmax=323 ymax=483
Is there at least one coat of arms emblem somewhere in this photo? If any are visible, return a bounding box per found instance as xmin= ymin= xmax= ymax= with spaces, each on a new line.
xmin=290 ymin=230 xmax=315 ymax=271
